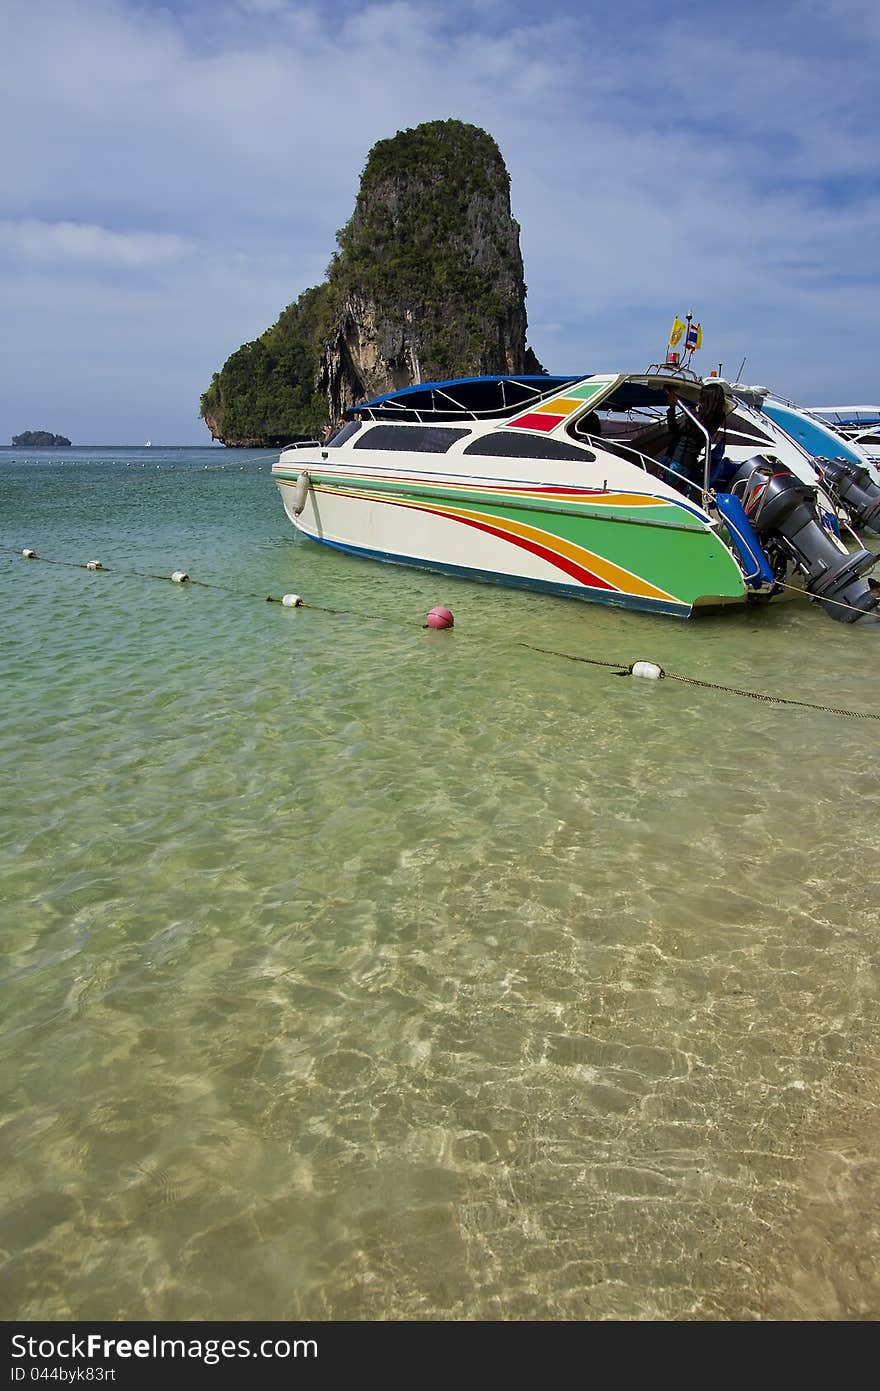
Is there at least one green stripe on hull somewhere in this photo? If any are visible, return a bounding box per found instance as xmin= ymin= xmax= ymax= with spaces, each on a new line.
xmin=275 ymin=470 xmax=747 ymax=606
xmin=275 ymin=468 xmax=694 ymax=527
xmin=528 ymin=502 xmax=746 ymax=603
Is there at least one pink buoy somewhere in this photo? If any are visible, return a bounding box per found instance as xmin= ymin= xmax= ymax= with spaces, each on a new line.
xmin=426 ymin=605 xmax=454 ymax=629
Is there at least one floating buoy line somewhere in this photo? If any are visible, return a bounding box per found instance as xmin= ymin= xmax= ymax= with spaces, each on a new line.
xmin=11 ymin=546 xmax=333 ymax=612
xmin=9 ymin=545 xmax=879 ymax=721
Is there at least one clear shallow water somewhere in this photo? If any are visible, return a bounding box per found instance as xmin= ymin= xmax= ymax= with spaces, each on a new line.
xmin=1 ymin=446 xmax=878 ymax=1321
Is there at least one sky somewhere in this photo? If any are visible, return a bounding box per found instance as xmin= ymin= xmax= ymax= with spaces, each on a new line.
xmin=1 ymin=0 xmax=878 ymax=444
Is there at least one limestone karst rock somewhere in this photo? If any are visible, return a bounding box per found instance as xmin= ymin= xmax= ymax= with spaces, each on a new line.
xmin=200 ymin=120 xmax=543 ymax=447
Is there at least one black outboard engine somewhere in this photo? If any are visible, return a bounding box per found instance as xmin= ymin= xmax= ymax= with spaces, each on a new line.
xmin=813 ymin=457 xmax=880 ymax=535
xmin=729 ymin=457 xmax=879 ymax=623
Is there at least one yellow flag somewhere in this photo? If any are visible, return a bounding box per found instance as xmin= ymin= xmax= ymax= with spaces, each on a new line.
xmin=668 ymin=317 xmax=686 ymax=347
xmin=695 ymin=322 xmax=703 ymax=350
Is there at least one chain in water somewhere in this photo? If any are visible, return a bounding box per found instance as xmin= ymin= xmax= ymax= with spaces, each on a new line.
xmin=10 ymin=547 xmax=879 ymax=721
xmin=519 ymin=643 xmax=880 ymax=720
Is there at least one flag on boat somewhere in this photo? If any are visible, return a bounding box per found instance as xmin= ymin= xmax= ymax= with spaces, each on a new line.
xmin=668 ymin=317 xmax=686 ymax=347
xmin=686 ymin=321 xmax=702 ymax=351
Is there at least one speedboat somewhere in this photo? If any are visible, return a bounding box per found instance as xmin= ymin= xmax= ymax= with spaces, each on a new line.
xmin=272 ymin=370 xmax=878 ymax=624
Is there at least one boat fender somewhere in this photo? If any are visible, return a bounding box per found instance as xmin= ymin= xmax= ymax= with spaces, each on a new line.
xmin=21 ymin=548 xmax=37 ymax=558
xmin=630 ymin=661 xmax=665 ymax=680
xmin=171 ymin=570 xmax=189 ymax=584
xmin=292 ymin=471 xmax=311 ymax=515
xmin=281 ymin=593 xmax=303 ymax=607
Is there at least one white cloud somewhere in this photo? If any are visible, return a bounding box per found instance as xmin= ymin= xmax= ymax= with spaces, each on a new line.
xmin=0 ymin=220 xmax=193 ymax=269
xmin=0 ymin=0 xmax=878 ymax=441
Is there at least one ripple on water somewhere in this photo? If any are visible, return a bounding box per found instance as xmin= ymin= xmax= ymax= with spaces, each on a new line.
xmin=1 ymin=452 xmax=879 ymax=1318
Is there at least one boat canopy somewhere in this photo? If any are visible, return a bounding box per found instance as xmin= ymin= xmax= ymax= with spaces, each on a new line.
xmin=345 ymin=370 xmax=729 ymax=425
xmin=810 ymin=406 xmax=880 ymax=427
xmin=346 ymin=374 xmax=585 ymax=422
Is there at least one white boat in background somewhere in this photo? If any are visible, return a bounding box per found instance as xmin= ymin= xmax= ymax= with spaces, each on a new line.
xmin=728 ymin=389 xmax=880 ymax=536
xmin=272 ymin=367 xmax=879 ymax=625
xmin=808 ymin=406 xmax=880 ymax=461
xmin=759 ymin=399 xmax=880 ymax=484
xmin=145 ymin=439 xmax=152 ymax=447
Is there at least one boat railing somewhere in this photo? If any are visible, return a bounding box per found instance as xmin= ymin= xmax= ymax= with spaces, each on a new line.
xmin=673 ymin=395 xmax=712 ymax=498
xmin=644 ymin=362 xmax=702 ymax=384
xmin=356 ymin=403 xmax=533 ymax=422
xmin=587 ymin=434 xmax=705 ymax=503
xmin=352 ymin=376 xmax=583 ymax=423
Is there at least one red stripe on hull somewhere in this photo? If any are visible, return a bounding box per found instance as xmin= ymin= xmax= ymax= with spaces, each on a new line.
xmin=395 ymin=498 xmax=619 ymax=592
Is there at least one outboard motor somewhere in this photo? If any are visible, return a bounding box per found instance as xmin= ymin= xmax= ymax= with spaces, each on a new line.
xmin=728 ymin=457 xmax=879 ymax=623
xmin=813 ymin=457 xmax=880 ymax=535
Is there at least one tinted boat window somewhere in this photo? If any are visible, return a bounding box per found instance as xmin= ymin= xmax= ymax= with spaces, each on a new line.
xmin=725 ymin=410 xmax=775 ymax=447
xmin=354 ymin=425 xmax=469 ymax=453
xmin=327 ymin=421 xmax=362 ymax=446
xmin=463 ymin=433 xmax=596 ymax=462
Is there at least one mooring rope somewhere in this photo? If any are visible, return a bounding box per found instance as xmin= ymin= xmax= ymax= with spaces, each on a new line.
xmin=772 ymin=576 xmax=880 ymax=622
xmin=9 ymin=547 xmax=879 ymax=721
xmin=520 ymin=643 xmax=880 ymax=720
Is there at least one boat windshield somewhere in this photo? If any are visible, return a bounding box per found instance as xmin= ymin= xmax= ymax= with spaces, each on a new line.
xmin=565 ymin=375 xmax=705 ymax=445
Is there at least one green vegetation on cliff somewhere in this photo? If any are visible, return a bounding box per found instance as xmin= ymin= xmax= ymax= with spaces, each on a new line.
xmin=12 ymin=431 xmax=71 ymax=446
xmin=329 ymin=120 xmax=522 ymax=374
xmin=201 ymin=119 xmax=541 ymax=446
xmin=200 ymin=284 xmax=333 ymax=446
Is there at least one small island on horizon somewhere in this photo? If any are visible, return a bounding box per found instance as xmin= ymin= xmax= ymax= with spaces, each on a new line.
xmin=12 ymin=431 xmax=72 ymax=446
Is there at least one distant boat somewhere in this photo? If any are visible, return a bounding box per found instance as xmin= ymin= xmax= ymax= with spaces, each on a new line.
xmin=145 ymin=439 xmax=152 ymax=447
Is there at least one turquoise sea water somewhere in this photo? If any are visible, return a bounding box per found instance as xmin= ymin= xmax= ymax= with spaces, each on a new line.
xmin=1 ymin=446 xmax=879 ymax=1321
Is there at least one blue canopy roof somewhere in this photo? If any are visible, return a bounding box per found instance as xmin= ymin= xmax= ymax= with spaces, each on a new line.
xmin=347 ymin=374 xmax=586 ymax=421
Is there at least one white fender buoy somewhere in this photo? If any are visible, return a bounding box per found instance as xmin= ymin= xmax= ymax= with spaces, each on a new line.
xmin=85 ymin=560 xmax=104 ymax=571
xmin=21 ymin=548 xmax=37 ymax=559
xmin=631 ymin=661 xmax=664 ymax=680
xmin=281 ymin=593 xmax=303 ymax=607
xmin=291 ymin=470 xmax=310 ymax=516
xmin=171 ymin=570 xmax=189 ymax=584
